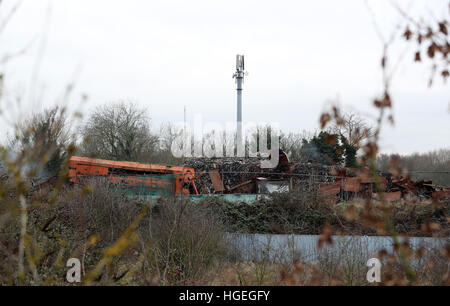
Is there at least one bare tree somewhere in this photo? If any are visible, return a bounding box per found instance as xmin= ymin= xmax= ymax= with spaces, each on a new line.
xmin=158 ymin=122 xmax=182 ymax=153
xmin=247 ymin=125 xmax=316 ymax=161
xmin=152 ymin=122 xmax=184 ymax=164
xmin=279 ymin=130 xmax=315 ymax=162
xmin=8 ymin=106 xmax=70 ymax=176
xmin=329 ymin=111 xmax=373 ymax=149
xmin=377 ymin=149 xmax=450 ymax=186
xmin=81 ymin=101 xmax=158 ymax=162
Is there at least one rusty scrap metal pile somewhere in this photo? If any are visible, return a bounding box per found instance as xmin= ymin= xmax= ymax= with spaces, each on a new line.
xmin=184 ymin=151 xmax=450 ymax=202
xmin=385 ymin=176 xmax=450 ymax=201
xmin=184 ymin=157 xmax=262 ymax=194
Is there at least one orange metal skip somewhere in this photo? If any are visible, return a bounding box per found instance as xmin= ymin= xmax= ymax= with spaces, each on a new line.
xmin=68 ymin=156 xmax=198 ymax=195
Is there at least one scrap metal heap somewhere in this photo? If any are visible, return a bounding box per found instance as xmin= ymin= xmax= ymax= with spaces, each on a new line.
xmin=184 ymin=150 xmax=349 ymax=194
xmin=386 ymin=176 xmax=450 ymax=201
xmin=18 ymin=154 xmax=449 ymax=203
xmin=183 ymin=150 xmax=450 ymax=203
xmin=183 ymin=156 xmax=261 ymax=194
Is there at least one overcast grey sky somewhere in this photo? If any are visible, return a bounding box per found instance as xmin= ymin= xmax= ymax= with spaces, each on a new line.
xmin=0 ymin=0 xmax=449 ymax=154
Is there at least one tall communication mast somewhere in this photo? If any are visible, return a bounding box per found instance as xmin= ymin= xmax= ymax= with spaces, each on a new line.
xmin=233 ymin=54 xmax=246 ymax=156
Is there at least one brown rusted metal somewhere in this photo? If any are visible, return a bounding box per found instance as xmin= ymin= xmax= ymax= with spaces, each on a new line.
xmin=229 ymin=179 xmax=255 ymax=194
xmin=318 ymin=182 xmax=341 ymax=196
xmin=343 ymin=177 xmax=361 ymax=192
xmin=208 ymin=169 xmax=224 ymax=193
xmin=69 ymin=156 xmax=196 ymax=195
xmin=432 ymin=189 xmax=450 ymax=201
xmin=372 ymin=191 xmax=402 ymax=202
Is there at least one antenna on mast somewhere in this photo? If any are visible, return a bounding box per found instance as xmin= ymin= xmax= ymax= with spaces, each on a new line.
xmin=233 ymin=54 xmax=246 ymax=156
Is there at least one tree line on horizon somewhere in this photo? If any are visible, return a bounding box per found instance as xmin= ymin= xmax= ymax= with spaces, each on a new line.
xmin=1 ymin=101 xmax=449 ymax=185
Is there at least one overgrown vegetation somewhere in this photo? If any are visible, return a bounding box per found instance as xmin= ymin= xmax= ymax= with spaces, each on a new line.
xmin=7 ymin=106 xmax=71 ymax=178
xmin=0 ymin=179 xmax=229 ymax=285
xmin=197 ymin=193 xmax=450 ymax=237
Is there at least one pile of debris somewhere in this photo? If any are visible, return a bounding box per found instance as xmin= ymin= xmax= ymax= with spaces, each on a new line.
xmin=386 ymin=177 xmax=450 ymax=201
xmin=184 ymin=151 xmax=450 ymax=202
xmin=183 ymin=150 xmax=309 ymax=194
xmin=183 ymin=153 xmax=349 ymax=194
xmin=183 ymin=157 xmax=263 ymax=194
